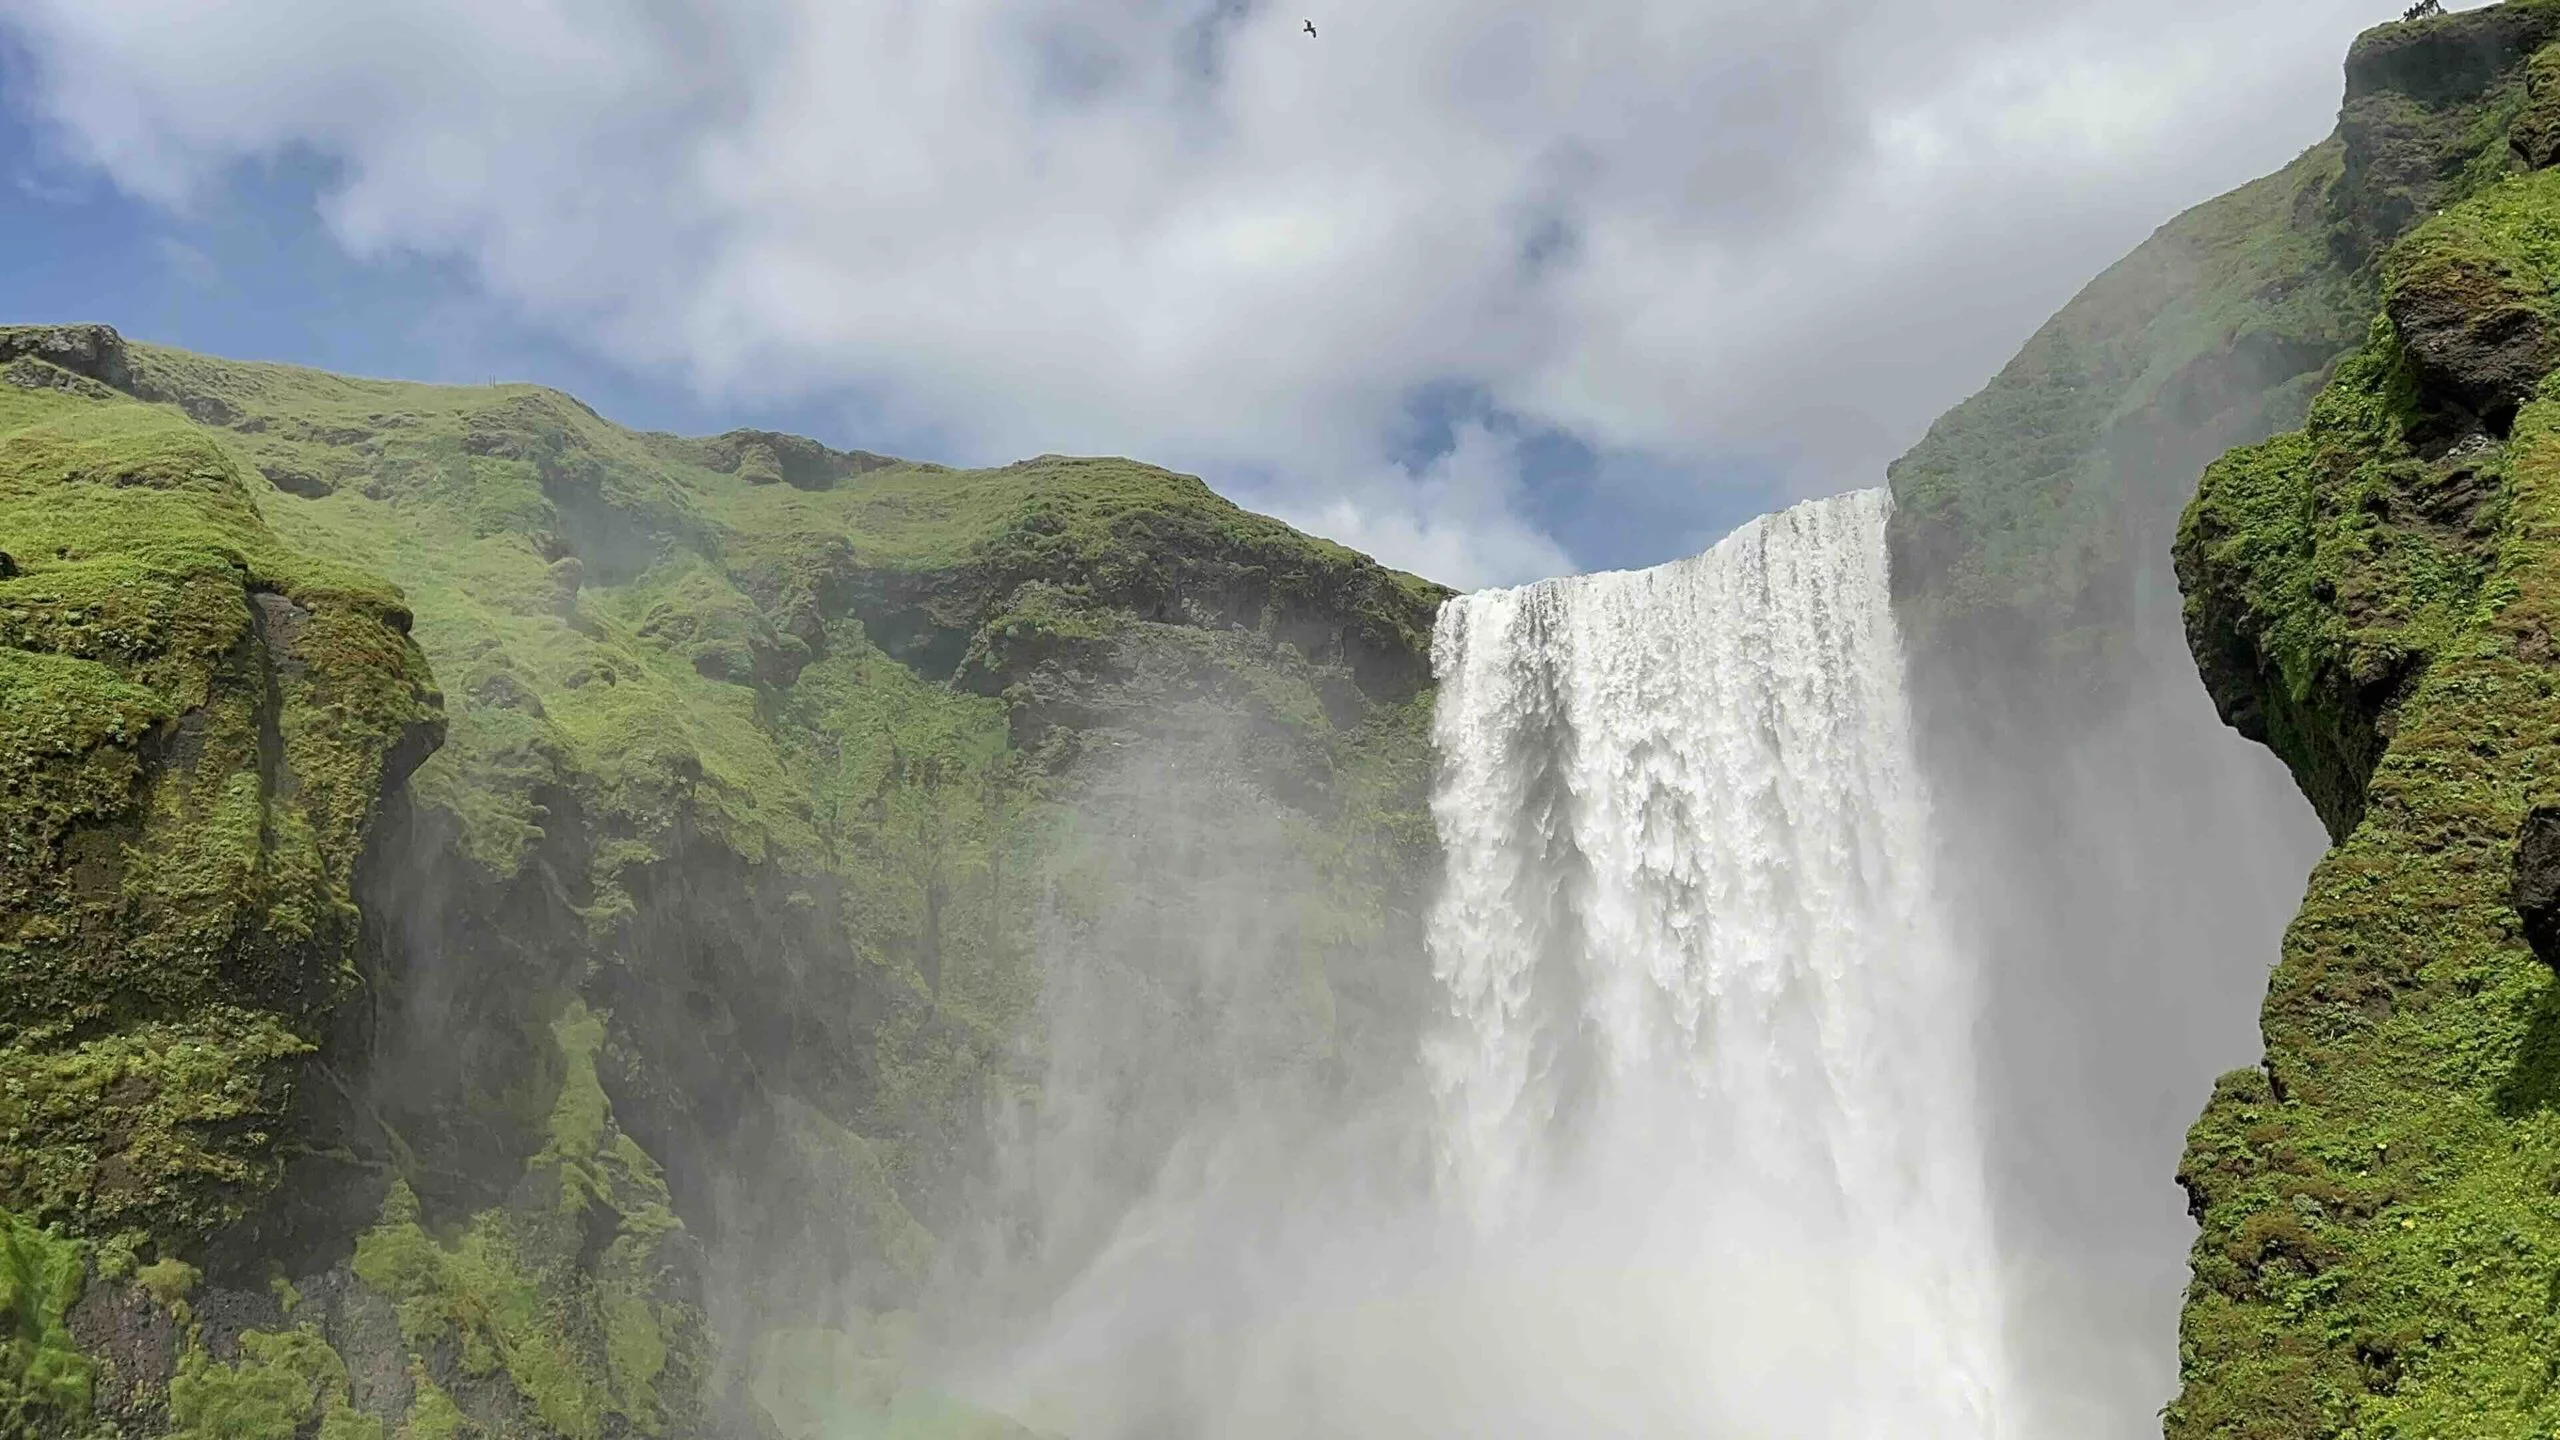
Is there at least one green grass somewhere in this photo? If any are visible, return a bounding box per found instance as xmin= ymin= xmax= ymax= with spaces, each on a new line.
xmin=114 ymin=330 xmax=1442 ymax=902
xmin=169 ymin=1324 xmax=382 ymax=1440
xmin=0 ymin=1208 xmax=91 ymax=1439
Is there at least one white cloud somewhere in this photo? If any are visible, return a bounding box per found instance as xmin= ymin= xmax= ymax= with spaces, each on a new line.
xmin=0 ymin=0 xmax=2385 ymax=585
xmin=1271 ymin=421 xmax=1574 ymax=592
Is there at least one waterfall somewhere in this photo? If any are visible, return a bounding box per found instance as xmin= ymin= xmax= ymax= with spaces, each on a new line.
xmin=1424 ymin=488 xmax=2013 ymax=1437
xmin=953 ymin=489 xmax=2015 ymax=1439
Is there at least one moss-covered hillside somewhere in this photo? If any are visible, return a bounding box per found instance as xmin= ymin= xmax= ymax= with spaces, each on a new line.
xmin=2169 ymin=15 xmax=2560 ymax=1433
xmin=0 ymin=323 xmax=1445 ymax=1437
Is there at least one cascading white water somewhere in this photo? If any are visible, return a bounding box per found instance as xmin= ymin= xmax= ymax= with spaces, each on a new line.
xmin=1425 ymin=487 xmax=2014 ymax=1437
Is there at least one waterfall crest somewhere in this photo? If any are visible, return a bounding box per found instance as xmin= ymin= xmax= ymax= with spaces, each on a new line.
xmin=1425 ymin=487 xmax=2013 ymax=1436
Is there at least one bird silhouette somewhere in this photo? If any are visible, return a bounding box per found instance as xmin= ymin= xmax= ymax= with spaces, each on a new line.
xmin=1303 ymin=19 xmax=1316 ymax=36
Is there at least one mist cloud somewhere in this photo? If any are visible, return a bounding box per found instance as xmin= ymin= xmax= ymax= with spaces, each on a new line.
xmin=1 ymin=0 xmax=2385 ymax=583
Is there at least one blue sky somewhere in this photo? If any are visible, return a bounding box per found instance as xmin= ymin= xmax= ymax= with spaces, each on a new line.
xmin=0 ymin=95 xmax=1781 ymax=578
xmin=0 ymin=102 xmax=861 ymax=445
xmin=0 ymin=0 xmax=2387 ymax=585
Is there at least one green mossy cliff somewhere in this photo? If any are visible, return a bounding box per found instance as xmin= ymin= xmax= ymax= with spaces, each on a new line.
xmin=1874 ymin=6 xmax=2560 ymax=1429
xmin=2169 ymin=10 xmax=2560 ymax=1432
xmin=1873 ymin=0 xmax=2560 ymax=1428
xmin=0 ymin=382 xmax=441 ymax=1247
xmin=0 ymin=324 xmax=1444 ymax=1437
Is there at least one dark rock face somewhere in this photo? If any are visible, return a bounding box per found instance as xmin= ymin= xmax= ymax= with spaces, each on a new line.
xmin=466 ymin=669 xmax=547 ymax=717
xmin=2386 ymin=251 xmax=2559 ymax=433
xmin=2333 ymin=5 xmax=2560 ymax=266
xmin=259 ymin=460 xmax=337 ymax=498
xmin=66 ymin=1280 xmax=181 ymax=1431
xmin=2403 ymin=432 xmax=2508 ymax=538
xmin=2345 ymin=3 xmax=2556 ymax=108
xmin=2513 ymin=805 xmax=2560 ymax=968
xmin=699 ymin=428 xmax=900 ymax=490
xmin=0 ymin=324 xmax=135 ymax=393
xmin=2 ymin=355 xmax=120 ymax=400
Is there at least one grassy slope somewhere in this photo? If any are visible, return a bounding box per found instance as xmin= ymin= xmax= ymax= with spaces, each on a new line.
xmin=1889 ymin=141 xmax=2365 ymax=677
xmin=0 ymin=329 xmax=1444 ymax=1438
xmin=128 ymin=344 xmax=1438 ymax=878
xmin=132 ymin=338 xmax=1443 ymax=1231
xmin=2170 ymin=28 xmax=2560 ymax=1433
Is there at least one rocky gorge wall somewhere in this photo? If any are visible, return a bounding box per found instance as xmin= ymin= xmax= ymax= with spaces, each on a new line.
xmin=1884 ymin=0 xmax=2560 ymax=1429
xmin=2169 ymin=13 xmax=2560 ymax=1431
xmin=0 ymin=325 xmax=1445 ymax=1438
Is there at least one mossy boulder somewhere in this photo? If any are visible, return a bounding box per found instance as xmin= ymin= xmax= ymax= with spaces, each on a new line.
xmin=0 ymin=394 xmax=441 ymax=1248
xmin=2175 ymin=319 xmax=2503 ymax=841
xmin=2385 ymin=229 xmax=2560 ymax=435
xmin=2506 ymin=40 xmax=2560 ymax=169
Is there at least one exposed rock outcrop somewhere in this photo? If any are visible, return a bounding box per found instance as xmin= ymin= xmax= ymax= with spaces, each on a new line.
xmin=2511 ymin=804 xmax=2560 ymax=967
xmin=2386 ymin=247 xmax=2559 ymax=435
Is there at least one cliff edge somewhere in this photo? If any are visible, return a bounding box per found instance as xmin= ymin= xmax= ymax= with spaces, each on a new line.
xmin=2171 ymin=6 xmax=2560 ymax=1432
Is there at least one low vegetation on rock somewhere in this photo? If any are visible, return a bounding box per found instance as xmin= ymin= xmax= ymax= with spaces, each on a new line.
xmin=2171 ymin=15 xmax=2560 ymax=1433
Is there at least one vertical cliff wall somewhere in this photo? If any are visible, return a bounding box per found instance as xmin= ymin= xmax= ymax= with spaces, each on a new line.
xmin=1887 ymin=3 xmax=2560 ymax=1429
xmin=2169 ymin=14 xmax=2560 ymax=1430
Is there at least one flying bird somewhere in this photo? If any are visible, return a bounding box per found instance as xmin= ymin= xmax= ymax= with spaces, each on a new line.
xmin=1304 ymin=19 xmax=1316 ymax=36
